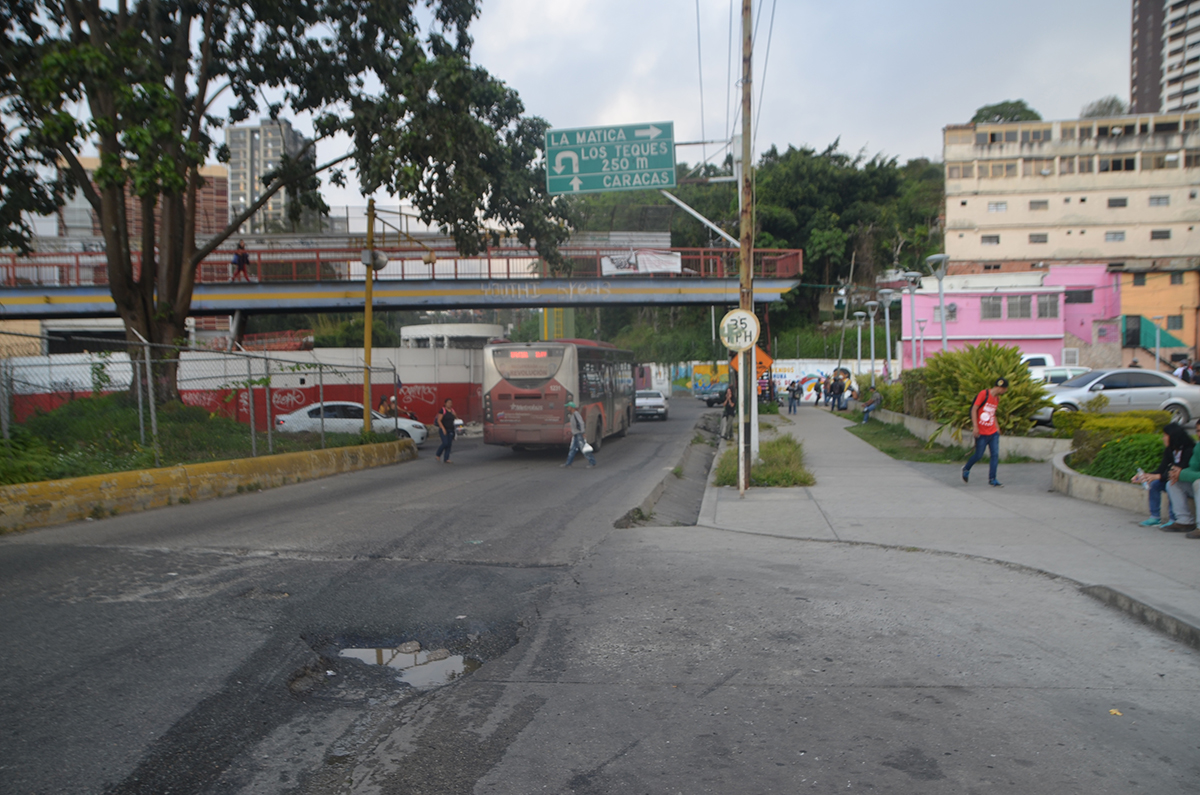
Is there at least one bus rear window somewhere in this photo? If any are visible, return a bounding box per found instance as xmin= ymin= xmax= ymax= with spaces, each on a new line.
xmin=493 ymin=346 xmax=565 ymax=387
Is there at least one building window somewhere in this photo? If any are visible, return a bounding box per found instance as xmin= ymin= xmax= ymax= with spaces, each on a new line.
xmin=1151 ymin=229 xmax=1172 ymax=240
xmin=1059 ymin=156 xmax=1075 ymax=174
xmin=1150 ymin=195 xmax=1171 ymax=206
xmin=1020 ymin=128 xmax=1052 ymax=142
xmin=981 ymin=234 xmax=1000 ymax=245
xmin=1037 ymin=293 xmax=1059 ymax=318
xmin=1108 ymin=197 xmax=1128 ymax=208
xmin=1023 ymin=158 xmax=1055 ymax=176
xmin=947 ymin=163 xmax=976 ymax=178
xmin=1029 ymin=200 xmax=1049 ymax=210
xmin=1029 ymin=233 xmax=1049 ymax=244
xmin=1099 ymin=157 xmax=1137 ymax=172
xmin=1008 ymin=295 xmax=1032 ymax=319
xmin=1168 ymin=315 xmax=1184 ymax=330
xmin=983 ymin=263 xmax=1002 ymax=271
xmin=1063 ymin=347 xmax=1080 ymax=366
xmin=933 ymin=305 xmax=957 ymax=323
xmin=1106 ymin=231 xmax=1126 ymax=242
xmin=1078 ymin=156 xmax=1094 ymax=173
xmin=1185 ymin=150 xmax=1200 ymax=167
xmin=1064 ymin=289 xmax=1093 ymax=304
xmin=987 ymin=201 xmax=1007 ymax=212
xmin=981 ymin=296 xmax=1003 ymax=319
xmin=1133 ymin=273 xmax=1147 ymax=285
xmin=1171 ymin=272 xmax=1184 ymax=284
xmin=1061 ymin=126 xmax=1076 ymax=139
xmin=1148 ymin=153 xmax=1181 ymax=169
xmin=981 ymin=161 xmax=1018 ymax=178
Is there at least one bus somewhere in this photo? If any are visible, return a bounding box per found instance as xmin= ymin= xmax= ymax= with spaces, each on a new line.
xmin=482 ymin=339 xmax=635 ymax=449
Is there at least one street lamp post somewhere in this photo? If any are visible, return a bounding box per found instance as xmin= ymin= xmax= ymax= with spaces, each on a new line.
xmin=1153 ymin=315 xmax=1165 ymax=372
xmin=878 ymin=288 xmax=895 ymax=381
xmin=866 ymin=300 xmax=880 ymax=387
xmin=854 ymin=311 xmax=866 ymax=379
xmin=917 ymin=318 xmax=927 ymax=366
xmin=926 ymin=254 xmax=950 ymax=355
xmin=904 ymin=272 xmax=923 ymax=369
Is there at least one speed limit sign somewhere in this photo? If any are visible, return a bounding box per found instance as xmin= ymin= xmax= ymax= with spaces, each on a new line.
xmin=719 ymin=309 xmax=760 ymax=352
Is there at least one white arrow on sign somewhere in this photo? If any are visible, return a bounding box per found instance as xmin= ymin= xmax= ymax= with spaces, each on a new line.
xmin=553 ymin=150 xmax=580 ymax=175
xmin=569 ymin=176 xmax=583 ymax=191
xmin=634 ymin=125 xmax=662 ymax=140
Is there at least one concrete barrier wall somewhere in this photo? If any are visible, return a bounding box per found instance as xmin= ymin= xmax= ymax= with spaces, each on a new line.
xmin=0 ymin=440 xmax=416 ymax=533
xmin=1051 ymin=451 xmax=1147 ymax=515
xmin=873 ymin=408 xmax=1072 ymax=462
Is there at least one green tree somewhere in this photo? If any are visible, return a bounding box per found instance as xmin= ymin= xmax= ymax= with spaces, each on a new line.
xmin=3 ymin=0 xmax=569 ymax=398
xmin=1080 ymin=96 xmax=1128 ymax=118
xmin=971 ymin=100 xmax=1042 ymax=123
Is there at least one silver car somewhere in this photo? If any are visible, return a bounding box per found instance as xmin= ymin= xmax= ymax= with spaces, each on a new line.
xmin=274 ymin=401 xmax=429 ymax=446
xmin=1037 ymin=369 xmax=1200 ymax=424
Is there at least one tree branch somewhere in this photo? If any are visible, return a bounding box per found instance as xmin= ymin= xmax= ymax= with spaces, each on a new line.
xmin=188 ymin=150 xmax=354 ymax=268
xmin=57 ymin=146 xmax=102 ymax=212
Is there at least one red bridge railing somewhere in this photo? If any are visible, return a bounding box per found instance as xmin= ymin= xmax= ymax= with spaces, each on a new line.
xmin=0 ymin=246 xmax=801 ymax=287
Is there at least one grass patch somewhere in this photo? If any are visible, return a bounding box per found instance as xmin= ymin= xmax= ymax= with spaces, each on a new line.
xmin=847 ymin=419 xmax=1039 ymax=464
xmin=0 ymin=393 xmax=396 ymax=486
xmin=713 ymin=435 xmax=815 ymax=487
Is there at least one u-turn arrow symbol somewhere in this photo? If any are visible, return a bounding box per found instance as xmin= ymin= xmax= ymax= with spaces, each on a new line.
xmin=553 ymin=151 xmax=580 ymax=174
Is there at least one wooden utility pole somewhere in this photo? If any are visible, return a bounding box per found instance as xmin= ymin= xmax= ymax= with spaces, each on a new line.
xmin=738 ymin=0 xmax=754 ymax=494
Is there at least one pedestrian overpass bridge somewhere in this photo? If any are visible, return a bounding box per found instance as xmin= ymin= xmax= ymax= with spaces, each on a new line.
xmin=0 ymin=245 xmax=802 ymax=319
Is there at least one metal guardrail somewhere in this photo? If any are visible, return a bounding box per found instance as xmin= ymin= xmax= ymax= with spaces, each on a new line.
xmin=0 ymin=246 xmax=802 ymax=287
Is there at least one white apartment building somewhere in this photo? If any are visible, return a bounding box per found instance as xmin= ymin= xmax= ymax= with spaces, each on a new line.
xmin=943 ymin=113 xmax=1200 ymax=267
xmin=225 ymin=118 xmax=310 ymax=234
xmin=1162 ymin=0 xmax=1200 ymax=112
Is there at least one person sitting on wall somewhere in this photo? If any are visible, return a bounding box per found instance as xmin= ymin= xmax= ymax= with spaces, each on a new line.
xmin=861 ymin=387 xmax=882 ymax=425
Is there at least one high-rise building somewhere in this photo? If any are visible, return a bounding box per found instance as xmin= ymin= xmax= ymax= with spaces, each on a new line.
xmin=1131 ymin=0 xmax=1166 ymax=113
xmin=1131 ymin=0 xmax=1200 ymax=114
xmin=1162 ymin=0 xmax=1200 ymax=112
xmin=225 ymin=118 xmax=311 ymax=234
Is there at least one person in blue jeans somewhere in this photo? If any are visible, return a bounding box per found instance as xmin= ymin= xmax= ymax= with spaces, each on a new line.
xmin=962 ymin=378 xmax=1009 ymax=487
xmin=1132 ymin=422 xmax=1192 ymax=526
xmin=861 ymin=387 xmax=881 ymax=425
xmin=561 ymin=401 xmax=596 ymax=468
xmin=433 ymin=398 xmax=456 ymax=463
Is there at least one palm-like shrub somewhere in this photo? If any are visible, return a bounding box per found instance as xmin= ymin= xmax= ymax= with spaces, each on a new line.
xmin=922 ymin=341 xmax=1054 ymax=441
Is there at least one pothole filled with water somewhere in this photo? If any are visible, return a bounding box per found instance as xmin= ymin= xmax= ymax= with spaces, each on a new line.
xmin=339 ymin=640 xmax=481 ymax=689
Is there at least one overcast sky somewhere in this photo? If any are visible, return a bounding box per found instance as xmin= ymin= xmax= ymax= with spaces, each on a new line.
xmin=314 ymin=0 xmax=1132 ymax=207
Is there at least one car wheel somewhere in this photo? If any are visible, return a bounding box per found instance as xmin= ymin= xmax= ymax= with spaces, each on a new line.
xmin=661 ymin=411 xmax=669 ymax=421
xmin=396 ymin=429 xmax=411 ymax=440
xmin=1167 ymin=404 xmax=1190 ymax=424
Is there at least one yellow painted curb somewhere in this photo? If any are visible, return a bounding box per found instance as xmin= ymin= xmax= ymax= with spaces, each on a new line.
xmin=0 ymin=440 xmax=416 ymax=533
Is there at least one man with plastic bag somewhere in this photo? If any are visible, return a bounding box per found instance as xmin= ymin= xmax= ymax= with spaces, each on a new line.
xmin=561 ymin=401 xmax=596 ymax=468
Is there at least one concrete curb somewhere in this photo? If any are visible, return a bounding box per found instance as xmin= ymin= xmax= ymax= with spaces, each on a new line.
xmin=0 ymin=440 xmax=417 ymax=533
xmin=874 ymin=408 xmax=1072 ymax=461
xmin=1080 ymin=585 xmax=1200 ymax=651
xmin=1050 ymin=450 xmax=1146 ymax=515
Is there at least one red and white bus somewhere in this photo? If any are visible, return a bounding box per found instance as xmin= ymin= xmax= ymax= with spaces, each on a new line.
xmin=482 ymin=340 xmax=635 ymax=449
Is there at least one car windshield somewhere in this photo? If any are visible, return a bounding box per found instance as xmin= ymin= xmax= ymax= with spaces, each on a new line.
xmin=637 ymin=391 xmax=663 ymax=399
xmin=1060 ymin=370 xmax=1105 ymax=388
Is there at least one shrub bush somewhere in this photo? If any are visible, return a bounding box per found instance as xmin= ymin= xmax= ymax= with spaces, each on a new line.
xmin=1071 ymin=416 xmax=1157 ymax=467
xmin=921 ymin=341 xmax=1054 ymax=442
xmin=1052 ymin=409 xmax=1171 ymax=440
xmin=878 ymin=383 xmax=904 ymax=412
xmin=1078 ymin=433 xmax=1163 ymax=482
xmin=901 ymin=369 xmax=928 ymax=419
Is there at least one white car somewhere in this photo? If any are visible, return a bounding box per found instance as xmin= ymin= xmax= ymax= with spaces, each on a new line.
xmin=635 ymin=390 xmax=669 ymax=421
xmin=274 ymin=401 xmax=428 ymax=446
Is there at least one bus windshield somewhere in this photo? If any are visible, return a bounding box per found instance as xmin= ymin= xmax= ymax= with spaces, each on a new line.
xmin=491 ymin=345 xmax=566 ymax=389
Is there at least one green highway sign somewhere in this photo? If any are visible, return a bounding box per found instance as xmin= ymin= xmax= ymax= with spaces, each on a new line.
xmin=545 ymin=121 xmax=676 ymax=195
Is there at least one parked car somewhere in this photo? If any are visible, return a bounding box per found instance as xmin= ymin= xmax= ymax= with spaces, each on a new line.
xmin=1031 ymin=365 xmax=1091 ymax=385
xmin=274 ymin=401 xmax=428 ymax=445
xmin=635 ymin=390 xmax=670 ymax=421
xmin=695 ymin=383 xmax=728 ymax=407
xmin=1035 ymin=369 xmax=1200 ymax=424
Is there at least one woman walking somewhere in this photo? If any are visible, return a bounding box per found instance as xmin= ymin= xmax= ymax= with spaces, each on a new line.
xmin=434 ymin=398 xmax=457 ymax=463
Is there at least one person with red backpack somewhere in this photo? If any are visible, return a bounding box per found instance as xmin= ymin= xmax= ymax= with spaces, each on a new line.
xmin=962 ymin=377 xmax=1009 ymax=488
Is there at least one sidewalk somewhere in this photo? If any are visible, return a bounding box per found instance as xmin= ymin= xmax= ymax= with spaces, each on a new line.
xmin=699 ymin=407 xmax=1200 ymax=648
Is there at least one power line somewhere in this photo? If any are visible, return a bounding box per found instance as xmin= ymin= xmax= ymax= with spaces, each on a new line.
xmin=753 ymin=0 xmax=777 ymax=155
xmin=695 ymin=0 xmax=708 ymax=170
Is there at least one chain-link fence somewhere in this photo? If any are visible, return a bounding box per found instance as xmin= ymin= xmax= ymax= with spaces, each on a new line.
xmin=0 ymin=331 xmax=416 ymax=482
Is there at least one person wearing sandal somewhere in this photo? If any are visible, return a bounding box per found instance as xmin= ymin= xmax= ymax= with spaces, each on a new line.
xmin=1132 ymin=423 xmax=1192 ymax=527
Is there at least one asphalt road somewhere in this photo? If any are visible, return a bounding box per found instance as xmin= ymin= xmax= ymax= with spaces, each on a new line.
xmin=1 ymin=399 xmax=1198 ymax=794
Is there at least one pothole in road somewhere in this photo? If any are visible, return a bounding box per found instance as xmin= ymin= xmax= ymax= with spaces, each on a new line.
xmin=339 ymin=641 xmax=482 ymax=689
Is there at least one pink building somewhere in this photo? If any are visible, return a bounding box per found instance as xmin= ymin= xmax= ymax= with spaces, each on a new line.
xmin=898 ymin=264 xmax=1122 ymax=370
